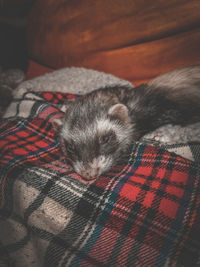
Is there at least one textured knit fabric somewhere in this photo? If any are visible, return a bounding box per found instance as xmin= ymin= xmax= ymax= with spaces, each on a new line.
xmin=0 ymin=91 xmax=200 ymax=267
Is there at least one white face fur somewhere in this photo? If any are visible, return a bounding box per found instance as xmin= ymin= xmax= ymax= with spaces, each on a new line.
xmin=73 ymin=155 xmax=114 ymax=180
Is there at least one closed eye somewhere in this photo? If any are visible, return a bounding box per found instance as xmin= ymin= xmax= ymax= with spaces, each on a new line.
xmin=64 ymin=140 xmax=76 ymax=154
xmin=99 ymin=132 xmax=115 ymax=145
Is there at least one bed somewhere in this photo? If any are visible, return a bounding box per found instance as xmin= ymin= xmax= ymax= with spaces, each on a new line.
xmin=0 ymin=1 xmax=200 ymax=266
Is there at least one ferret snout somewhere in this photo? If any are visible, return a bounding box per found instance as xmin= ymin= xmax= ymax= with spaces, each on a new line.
xmin=73 ymin=155 xmax=114 ymax=181
xmin=74 ymin=163 xmax=100 ymax=180
xmin=79 ymin=168 xmax=100 ymax=181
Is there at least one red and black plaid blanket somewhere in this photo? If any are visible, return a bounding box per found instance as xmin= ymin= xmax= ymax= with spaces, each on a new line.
xmin=0 ymin=91 xmax=200 ymax=267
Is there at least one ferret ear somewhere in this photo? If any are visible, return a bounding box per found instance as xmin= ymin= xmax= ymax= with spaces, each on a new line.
xmin=52 ymin=102 xmax=70 ymax=131
xmin=108 ymin=103 xmax=130 ymax=123
xmin=60 ymin=103 xmax=69 ymax=113
xmin=52 ymin=117 xmax=63 ymax=132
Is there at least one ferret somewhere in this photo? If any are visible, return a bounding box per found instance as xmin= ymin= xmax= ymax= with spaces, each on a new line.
xmin=54 ymin=65 xmax=200 ymax=180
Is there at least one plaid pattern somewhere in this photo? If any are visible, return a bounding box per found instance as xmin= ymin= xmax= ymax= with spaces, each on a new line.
xmin=0 ymin=91 xmax=200 ymax=267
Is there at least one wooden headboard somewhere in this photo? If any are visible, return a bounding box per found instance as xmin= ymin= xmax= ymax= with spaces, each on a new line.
xmin=27 ymin=0 xmax=200 ymax=84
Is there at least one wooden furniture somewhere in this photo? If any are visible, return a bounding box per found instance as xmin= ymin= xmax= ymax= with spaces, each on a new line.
xmin=27 ymin=0 xmax=200 ymax=84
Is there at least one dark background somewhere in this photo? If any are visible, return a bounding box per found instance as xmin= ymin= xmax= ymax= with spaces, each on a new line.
xmin=0 ymin=0 xmax=35 ymax=71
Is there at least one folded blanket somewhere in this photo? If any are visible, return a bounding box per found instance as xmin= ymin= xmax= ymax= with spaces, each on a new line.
xmin=0 ymin=87 xmax=200 ymax=266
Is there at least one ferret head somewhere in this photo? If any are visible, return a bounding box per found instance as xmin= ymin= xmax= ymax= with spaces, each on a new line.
xmin=54 ymin=96 xmax=133 ymax=180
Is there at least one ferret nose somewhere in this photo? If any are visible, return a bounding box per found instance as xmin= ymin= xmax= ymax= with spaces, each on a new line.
xmin=81 ymin=168 xmax=100 ymax=180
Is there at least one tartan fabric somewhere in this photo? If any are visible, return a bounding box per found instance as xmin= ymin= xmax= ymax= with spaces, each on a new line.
xmin=0 ymin=91 xmax=200 ymax=267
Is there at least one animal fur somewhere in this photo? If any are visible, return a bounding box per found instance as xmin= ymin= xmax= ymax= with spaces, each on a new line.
xmin=55 ymin=65 xmax=200 ymax=180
